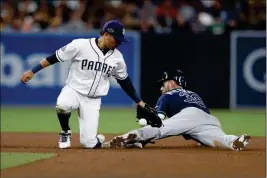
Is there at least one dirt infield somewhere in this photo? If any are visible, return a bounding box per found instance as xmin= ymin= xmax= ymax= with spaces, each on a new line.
xmin=1 ymin=133 xmax=266 ymax=178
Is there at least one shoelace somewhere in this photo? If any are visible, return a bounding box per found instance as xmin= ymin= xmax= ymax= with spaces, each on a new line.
xmin=59 ymin=133 xmax=70 ymax=142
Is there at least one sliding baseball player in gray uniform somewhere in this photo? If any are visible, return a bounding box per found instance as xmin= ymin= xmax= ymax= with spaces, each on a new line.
xmin=104 ymin=69 xmax=250 ymax=151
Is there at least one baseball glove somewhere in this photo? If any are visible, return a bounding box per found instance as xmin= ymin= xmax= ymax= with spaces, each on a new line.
xmin=136 ymin=104 xmax=163 ymax=128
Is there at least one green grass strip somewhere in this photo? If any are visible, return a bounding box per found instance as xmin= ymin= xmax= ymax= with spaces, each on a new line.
xmin=1 ymin=152 xmax=55 ymax=169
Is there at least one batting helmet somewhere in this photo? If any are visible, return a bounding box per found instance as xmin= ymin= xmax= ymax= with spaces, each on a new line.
xmin=101 ymin=20 xmax=128 ymax=43
xmin=157 ymin=69 xmax=187 ymax=88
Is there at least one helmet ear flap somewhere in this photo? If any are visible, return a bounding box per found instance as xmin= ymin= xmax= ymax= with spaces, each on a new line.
xmin=178 ymin=76 xmax=186 ymax=88
xmin=178 ymin=76 xmax=184 ymax=83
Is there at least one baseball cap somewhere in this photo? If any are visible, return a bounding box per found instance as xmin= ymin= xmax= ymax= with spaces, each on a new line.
xmin=102 ymin=20 xmax=128 ymax=42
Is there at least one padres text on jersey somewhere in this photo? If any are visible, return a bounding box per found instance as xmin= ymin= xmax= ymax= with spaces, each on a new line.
xmin=55 ymin=38 xmax=128 ymax=97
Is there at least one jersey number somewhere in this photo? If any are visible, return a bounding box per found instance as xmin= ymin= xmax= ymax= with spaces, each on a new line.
xmin=179 ymin=90 xmax=206 ymax=108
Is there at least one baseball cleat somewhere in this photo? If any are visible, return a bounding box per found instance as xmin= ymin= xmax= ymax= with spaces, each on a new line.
xmin=231 ymin=134 xmax=250 ymax=151
xmin=108 ymin=131 xmax=141 ymax=148
xmin=109 ymin=136 xmax=128 ymax=148
xmin=59 ymin=130 xmax=71 ymax=149
xmin=124 ymin=142 xmax=143 ymax=148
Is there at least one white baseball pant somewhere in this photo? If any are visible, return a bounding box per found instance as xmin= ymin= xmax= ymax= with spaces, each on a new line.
xmin=56 ymin=85 xmax=101 ymax=148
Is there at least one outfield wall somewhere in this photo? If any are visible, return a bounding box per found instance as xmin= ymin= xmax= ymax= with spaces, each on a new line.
xmin=1 ymin=31 xmax=265 ymax=108
xmin=1 ymin=31 xmax=140 ymax=107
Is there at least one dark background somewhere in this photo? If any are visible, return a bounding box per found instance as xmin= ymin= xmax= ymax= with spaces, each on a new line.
xmin=140 ymin=32 xmax=230 ymax=108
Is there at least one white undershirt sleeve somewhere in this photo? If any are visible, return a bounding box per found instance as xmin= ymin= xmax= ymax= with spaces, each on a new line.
xmin=158 ymin=113 xmax=166 ymax=120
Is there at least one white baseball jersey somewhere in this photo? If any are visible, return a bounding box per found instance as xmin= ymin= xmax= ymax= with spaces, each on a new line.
xmin=55 ymin=38 xmax=128 ymax=97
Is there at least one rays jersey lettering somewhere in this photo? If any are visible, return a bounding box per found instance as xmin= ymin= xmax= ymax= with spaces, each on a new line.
xmin=55 ymin=38 xmax=128 ymax=97
xmin=155 ymin=88 xmax=210 ymax=118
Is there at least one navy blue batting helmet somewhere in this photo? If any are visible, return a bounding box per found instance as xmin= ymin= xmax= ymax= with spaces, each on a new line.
xmin=102 ymin=20 xmax=128 ymax=43
xmin=157 ymin=69 xmax=187 ymax=88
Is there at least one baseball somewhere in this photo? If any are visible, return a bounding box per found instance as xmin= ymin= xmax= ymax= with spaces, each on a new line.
xmin=139 ymin=118 xmax=147 ymax=127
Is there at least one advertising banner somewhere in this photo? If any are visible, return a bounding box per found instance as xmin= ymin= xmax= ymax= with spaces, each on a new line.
xmin=230 ymin=31 xmax=266 ymax=109
xmin=1 ymin=31 xmax=140 ymax=106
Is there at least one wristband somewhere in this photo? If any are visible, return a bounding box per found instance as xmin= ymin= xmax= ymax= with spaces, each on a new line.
xmin=31 ymin=63 xmax=43 ymax=74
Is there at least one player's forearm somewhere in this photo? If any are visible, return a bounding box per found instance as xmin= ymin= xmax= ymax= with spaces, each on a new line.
xmin=40 ymin=58 xmax=51 ymax=68
xmin=31 ymin=53 xmax=59 ymax=74
xmin=116 ymin=76 xmax=142 ymax=103
xmin=30 ymin=58 xmax=49 ymax=74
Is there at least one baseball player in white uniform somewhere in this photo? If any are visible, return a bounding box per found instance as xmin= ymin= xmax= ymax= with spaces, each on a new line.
xmin=20 ymin=20 xmax=147 ymax=149
xmin=103 ymin=69 xmax=251 ymax=151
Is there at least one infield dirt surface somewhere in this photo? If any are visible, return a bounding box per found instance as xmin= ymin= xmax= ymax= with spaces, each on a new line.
xmin=1 ymin=132 xmax=266 ymax=178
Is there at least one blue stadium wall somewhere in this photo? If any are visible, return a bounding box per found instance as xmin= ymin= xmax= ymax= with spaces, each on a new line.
xmin=1 ymin=31 xmax=265 ymax=108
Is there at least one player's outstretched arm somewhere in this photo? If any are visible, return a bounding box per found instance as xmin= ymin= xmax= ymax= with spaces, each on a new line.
xmin=21 ymin=39 xmax=78 ymax=84
xmin=116 ymin=76 xmax=144 ymax=105
xmin=115 ymin=76 xmax=163 ymax=127
xmin=20 ymin=54 xmax=59 ymax=84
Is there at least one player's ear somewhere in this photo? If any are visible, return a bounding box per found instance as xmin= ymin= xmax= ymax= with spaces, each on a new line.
xmin=103 ymin=32 xmax=110 ymax=39
xmin=171 ymin=80 xmax=177 ymax=86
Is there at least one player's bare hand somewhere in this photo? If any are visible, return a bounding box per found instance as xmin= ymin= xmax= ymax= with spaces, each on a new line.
xmin=20 ymin=70 xmax=34 ymax=84
xmin=137 ymin=101 xmax=145 ymax=108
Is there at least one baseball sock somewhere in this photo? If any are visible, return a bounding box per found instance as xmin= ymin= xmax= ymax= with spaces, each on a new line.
xmin=57 ymin=112 xmax=71 ymax=132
